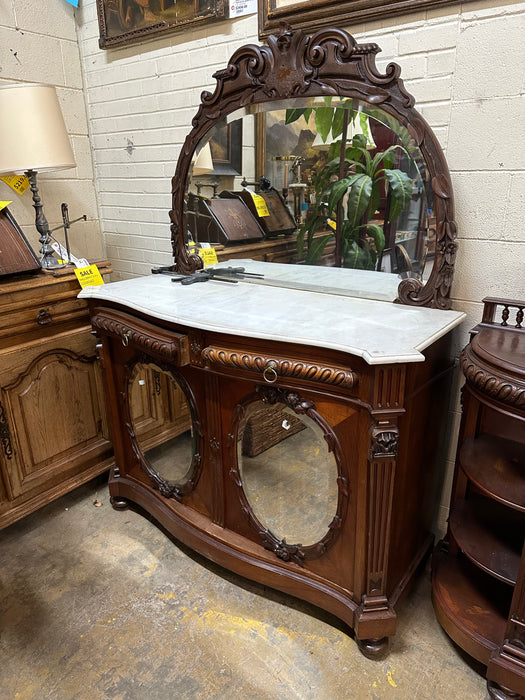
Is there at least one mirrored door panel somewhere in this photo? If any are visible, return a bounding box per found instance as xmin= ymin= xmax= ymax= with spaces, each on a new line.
xmin=128 ymin=362 xmax=200 ymax=497
xmin=237 ymin=396 xmax=340 ymax=552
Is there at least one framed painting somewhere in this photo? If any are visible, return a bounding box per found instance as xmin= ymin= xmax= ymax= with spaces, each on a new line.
xmin=258 ymin=0 xmax=467 ymax=37
xmin=97 ymin=0 xmax=225 ymax=49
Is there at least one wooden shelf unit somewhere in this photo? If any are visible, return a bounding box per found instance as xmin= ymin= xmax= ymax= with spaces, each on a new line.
xmin=432 ymin=297 xmax=525 ymax=700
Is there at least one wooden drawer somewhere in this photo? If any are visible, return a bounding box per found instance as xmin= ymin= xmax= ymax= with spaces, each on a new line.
xmin=91 ymin=307 xmax=190 ymax=366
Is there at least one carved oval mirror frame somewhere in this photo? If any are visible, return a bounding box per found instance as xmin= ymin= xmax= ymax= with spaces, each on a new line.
xmin=123 ymin=356 xmax=204 ymax=500
xmin=229 ymin=385 xmax=348 ymax=566
xmin=170 ymin=25 xmax=457 ymax=309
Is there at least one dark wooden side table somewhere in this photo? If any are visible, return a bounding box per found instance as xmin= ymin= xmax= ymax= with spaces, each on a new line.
xmin=432 ymin=297 xmax=525 ymax=700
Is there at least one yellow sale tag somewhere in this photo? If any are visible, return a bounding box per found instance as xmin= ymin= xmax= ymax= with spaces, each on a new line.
xmin=198 ymin=247 xmax=218 ymax=267
xmin=75 ymin=264 xmax=105 ymax=288
xmin=0 ymin=201 xmax=12 ymax=212
xmin=250 ymin=193 xmax=269 ymax=217
xmin=1 ymin=174 xmax=30 ymax=195
xmin=327 ymin=219 xmax=337 ymax=230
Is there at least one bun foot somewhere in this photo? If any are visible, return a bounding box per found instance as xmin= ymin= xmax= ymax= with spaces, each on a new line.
xmin=356 ymin=636 xmax=391 ymax=659
xmin=487 ymin=681 xmax=523 ymax=700
xmin=110 ymin=496 xmax=129 ymax=510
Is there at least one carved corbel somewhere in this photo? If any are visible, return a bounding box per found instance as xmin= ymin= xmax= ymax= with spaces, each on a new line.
xmin=370 ymin=422 xmax=399 ymax=460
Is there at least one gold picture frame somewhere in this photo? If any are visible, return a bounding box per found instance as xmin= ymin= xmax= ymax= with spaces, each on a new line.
xmin=258 ymin=0 xmax=467 ymax=37
xmin=97 ymin=0 xmax=225 ymax=49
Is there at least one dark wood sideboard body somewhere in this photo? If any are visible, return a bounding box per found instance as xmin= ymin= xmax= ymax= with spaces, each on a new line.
xmin=81 ymin=25 xmax=466 ymax=659
xmin=89 ymin=296 xmax=456 ymax=658
xmin=432 ymin=298 xmax=525 ymax=700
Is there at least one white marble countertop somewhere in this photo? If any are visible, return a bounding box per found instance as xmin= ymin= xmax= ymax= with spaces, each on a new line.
xmin=79 ymin=274 xmax=465 ymax=365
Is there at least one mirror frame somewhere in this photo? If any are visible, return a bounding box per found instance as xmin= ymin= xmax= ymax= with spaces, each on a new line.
xmin=124 ymin=357 xmax=204 ymax=500
xmin=170 ymin=24 xmax=457 ymax=309
xmin=229 ymin=385 xmax=348 ymax=566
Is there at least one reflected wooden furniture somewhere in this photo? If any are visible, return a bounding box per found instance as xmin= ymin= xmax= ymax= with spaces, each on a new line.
xmin=214 ymin=232 xmax=335 ymax=265
xmin=129 ymin=363 xmax=191 ymax=453
xmin=432 ymin=297 xmax=525 ymax=700
xmin=0 ymin=264 xmax=114 ymax=530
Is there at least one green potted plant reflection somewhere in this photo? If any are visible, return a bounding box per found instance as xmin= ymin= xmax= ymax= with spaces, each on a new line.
xmin=289 ymin=104 xmax=414 ymax=269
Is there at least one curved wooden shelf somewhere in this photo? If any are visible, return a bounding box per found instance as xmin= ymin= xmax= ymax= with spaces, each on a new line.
xmin=449 ymin=496 xmax=524 ymax=585
xmin=432 ymin=549 xmax=510 ymax=666
xmin=459 ymin=435 xmax=525 ymax=512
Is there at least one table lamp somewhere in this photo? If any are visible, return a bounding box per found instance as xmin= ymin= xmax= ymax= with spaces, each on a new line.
xmin=0 ymin=83 xmax=76 ymax=269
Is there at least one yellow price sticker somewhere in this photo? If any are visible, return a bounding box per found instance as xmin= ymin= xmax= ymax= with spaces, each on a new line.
xmin=327 ymin=219 xmax=337 ymax=230
xmin=75 ymin=264 xmax=105 ymax=288
xmin=250 ymin=192 xmax=269 ymax=217
xmin=0 ymin=201 xmax=13 ymax=212
xmin=198 ymin=247 xmax=218 ymax=267
xmin=1 ymin=174 xmax=30 ymax=195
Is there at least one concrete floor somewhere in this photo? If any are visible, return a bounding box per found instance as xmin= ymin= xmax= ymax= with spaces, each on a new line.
xmin=0 ymin=474 xmax=489 ymax=700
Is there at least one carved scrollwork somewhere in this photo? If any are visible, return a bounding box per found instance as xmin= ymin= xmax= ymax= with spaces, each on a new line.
xmin=259 ymin=529 xmax=306 ymax=566
xmin=201 ymin=346 xmax=358 ymax=390
xmin=460 ymin=346 xmax=525 ymax=409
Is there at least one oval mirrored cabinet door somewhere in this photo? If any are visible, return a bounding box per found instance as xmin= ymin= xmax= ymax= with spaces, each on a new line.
xmin=128 ymin=362 xmax=198 ymax=496
xmin=238 ymin=399 xmax=339 ymax=549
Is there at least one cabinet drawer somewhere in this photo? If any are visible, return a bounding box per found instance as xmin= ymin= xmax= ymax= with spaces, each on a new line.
xmin=91 ymin=308 xmax=190 ymax=366
xmin=0 ymin=296 xmax=88 ymax=341
xmin=201 ymin=343 xmax=358 ymax=392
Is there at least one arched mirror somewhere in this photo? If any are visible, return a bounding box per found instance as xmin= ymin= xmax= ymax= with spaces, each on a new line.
xmin=170 ymin=25 xmax=457 ymax=309
xmin=128 ymin=361 xmax=201 ymax=498
xmin=233 ymin=388 xmax=346 ymax=564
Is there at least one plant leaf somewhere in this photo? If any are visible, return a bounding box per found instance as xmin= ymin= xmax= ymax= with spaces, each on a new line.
xmin=327 ymin=173 xmax=363 ymax=213
xmin=347 ymin=174 xmax=372 ymax=227
xmin=305 ymin=233 xmax=333 ymax=264
xmin=384 ymin=169 xmax=413 ymax=222
xmin=364 ymin=222 xmax=385 ymax=256
xmin=315 ymin=107 xmax=334 ymax=143
xmin=285 ymin=108 xmax=306 ymax=125
xmin=331 ymin=108 xmax=345 ymax=140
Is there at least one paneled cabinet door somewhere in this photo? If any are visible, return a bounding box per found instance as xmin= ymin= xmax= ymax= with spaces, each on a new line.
xmin=0 ymin=327 xmax=111 ymax=501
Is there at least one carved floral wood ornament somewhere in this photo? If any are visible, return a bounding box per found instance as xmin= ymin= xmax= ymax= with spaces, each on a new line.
xmin=171 ymin=24 xmax=457 ymax=309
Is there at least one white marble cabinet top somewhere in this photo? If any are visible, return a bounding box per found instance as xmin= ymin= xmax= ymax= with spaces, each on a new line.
xmin=79 ymin=274 xmax=465 ymax=365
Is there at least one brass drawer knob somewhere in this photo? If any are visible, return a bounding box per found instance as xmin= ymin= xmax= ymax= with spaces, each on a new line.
xmin=121 ymin=332 xmax=131 ymax=347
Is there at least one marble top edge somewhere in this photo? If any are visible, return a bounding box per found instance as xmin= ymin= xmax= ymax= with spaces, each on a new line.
xmin=79 ymin=275 xmax=465 ymax=365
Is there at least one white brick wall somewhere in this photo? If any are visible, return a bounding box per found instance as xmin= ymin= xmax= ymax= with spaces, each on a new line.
xmin=0 ymin=0 xmax=105 ymax=262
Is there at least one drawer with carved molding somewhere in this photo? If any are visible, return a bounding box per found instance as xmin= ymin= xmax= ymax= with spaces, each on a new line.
xmin=199 ymin=342 xmax=359 ymax=394
xmin=0 ymin=262 xmax=112 ymax=348
xmin=91 ymin=307 xmax=190 ymax=366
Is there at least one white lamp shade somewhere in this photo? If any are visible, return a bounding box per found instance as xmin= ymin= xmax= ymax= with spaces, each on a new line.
xmin=192 ymin=143 xmax=214 ymax=175
xmin=0 ymin=83 xmax=76 ymax=174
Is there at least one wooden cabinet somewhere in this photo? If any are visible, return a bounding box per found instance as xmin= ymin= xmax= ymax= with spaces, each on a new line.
xmin=0 ymin=266 xmax=114 ymax=529
xmin=432 ymin=297 xmax=525 ymax=700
